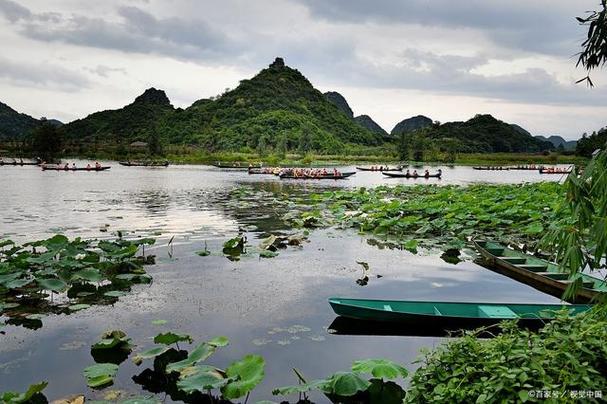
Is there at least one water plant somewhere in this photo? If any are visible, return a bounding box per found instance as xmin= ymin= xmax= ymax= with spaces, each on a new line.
xmin=0 ymin=382 xmax=48 ymax=404
xmin=285 ymin=182 xmax=565 ymax=255
xmin=273 ymin=358 xmax=408 ymax=403
xmin=0 ymin=235 xmax=155 ymax=327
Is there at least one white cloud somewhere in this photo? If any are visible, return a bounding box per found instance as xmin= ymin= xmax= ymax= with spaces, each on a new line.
xmin=0 ymin=0 xmax=605 ymax=138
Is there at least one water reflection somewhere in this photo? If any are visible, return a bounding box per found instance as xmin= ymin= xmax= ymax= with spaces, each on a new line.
xmin=0 ymin=163 xmax=568 ymax=401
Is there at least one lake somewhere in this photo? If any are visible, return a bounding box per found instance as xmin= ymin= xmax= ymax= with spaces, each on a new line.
xmin=0 ymin=162 xmax=568 ymax=402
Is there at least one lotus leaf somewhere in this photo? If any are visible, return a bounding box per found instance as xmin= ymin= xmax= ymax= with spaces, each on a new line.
xmin=153 ymin=332 xmax=193 ymax=346
xmin=351 ymin=358 xmax=408 ymax=380
xmin=0 ymin=381 xmax=48 ymax=404
xmin=221 ymin=354 xmax=265 ymax=399
xmin=83 ymin=363 xmax=119 ymax=388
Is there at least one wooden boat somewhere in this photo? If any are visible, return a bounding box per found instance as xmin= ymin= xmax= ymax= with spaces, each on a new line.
xmin=382 ymin=171 xmax=441 ymax=179
xmin=329 ymin=297 xmax=591 ymax=328
xmin=212 ymin=162 xmax=262 ymax=169
xmin=0 ymin=160 xmax=41 ymax=166
xmin=41 ymin=165 xmax=111 ymax=171
xmin=279 ymin=171 xmax=356 ymax=180
xmin=508 ymin=166 xmax=544 ymax=171
xmin=539 ymin=168 xmax=572 ymax=175
xmin=472 ymin=166 xmax=509 ymax=171
xmin=356 ymin=166 xmax=402 ymax=172
xmin=475 ymin=241 xmax=607 ymax=303
xmin=248 ymin=168 xmax=280 ymax=175
xmin=119 ymin=160 xmax=169 ymax=167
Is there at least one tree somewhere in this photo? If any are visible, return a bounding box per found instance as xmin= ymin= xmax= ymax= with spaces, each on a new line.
xmin=397 ymin=132 xmax=410 ymax=161
xmin=576 ymin=0 xmax=607 ymax=86
xmin=541 ymin=2 xmax=607 ymax=300
xmin=276 ymin=134 xmax=287 ymax=159
xmin=298 ymin=129 xmax=312 ymax=154
xmin=256 ymin=135 xmax=268 ymax=157
xmin=32 ymin=122 xmax=63 ymax=161
xmin=147 ymin=130 xmax=163 ymax=156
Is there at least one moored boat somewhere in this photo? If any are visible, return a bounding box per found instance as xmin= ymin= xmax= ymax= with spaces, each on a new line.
xmin=329 ymin=297 xmax=591 ymax=328
xmin=473 ymin=166 xmax=509 ymax=171
xmin=539 ymin=168 xmax=572 ymax=174
xmin=382 ymin=171 xmax=441 ymax=179
xmin=41 ymin=165 xmax=111 ymax=171
xmin=0 ymin=159 xmax=41 ymax=166
xmin=119 ymin=160 xmax=169 ymax=167
xmin=279 ymin=171 xmax=356 ymax=180
xmin=356 ymin=166 xmax=402 ymax=172
xmin=212 ymin=161 xmax=262 ymax=169
xmin=475 ymin=240 xmax=607 ymax=303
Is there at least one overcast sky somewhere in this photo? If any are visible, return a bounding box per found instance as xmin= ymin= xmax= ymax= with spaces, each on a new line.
xmin=1 ymin=0 xmax=606 ymax=139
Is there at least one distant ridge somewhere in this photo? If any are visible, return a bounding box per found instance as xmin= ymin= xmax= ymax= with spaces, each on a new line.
xmin=354 ymin=115 xmax=388 ymax=137
xmin=534 ymin=135 xmax=577 ymax=150
xmin=0 ymin=101 xmax=40 ymax=140
xmin=391 ymin=115 xmax=433 ymax=135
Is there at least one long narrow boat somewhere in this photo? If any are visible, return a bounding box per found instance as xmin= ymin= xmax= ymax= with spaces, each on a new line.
xmin=508 ymin=166 xmax=544 ymax=171
xmin=212 ymin=162 xmax=262 ymax=169
xmin=329 ymin=298 xmax=591 ymax=328
xmin=382 ymin=171 xmax=441 ymax=179
xmin=41 ymin=165 xmax=111 ymax=171
xmin=539 ymin=168 xmax=572 ymax=174
xmin=279 ymin=171 xmax=356 ymax=180
xmin=472 ymin=166 xmax=509 ymax=171
xmin=0 ymin=160 xmax=41 ymax=166
xmin=475 ymin=241 xmax=607 ymax=303
xmin=356 ymin=166 xmax=402 ymax=172
xmin=119 ymin=161 xmax=169 ymax=167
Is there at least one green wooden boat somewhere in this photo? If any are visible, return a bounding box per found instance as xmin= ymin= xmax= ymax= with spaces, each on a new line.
xmin=329 ymin=297 xmax=591 ymax=328
xmin=475 ymin=241 xmax=607 ymax=303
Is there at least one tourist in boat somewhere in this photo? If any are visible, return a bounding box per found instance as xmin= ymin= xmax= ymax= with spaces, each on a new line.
xmin=95 ymin=161 xmax=101 ymax=169
xmin=86 ymin=163 xmax=91 ymax=170
xmin=405 ymin=169 xmax=411 ymax=176
xmin=437 ymin=169 xmax=442 ymax=177
xmin=64 ymin=163 xmax=70 ymax=170
xmin=72 ymin=163 xmax=76 ymax=169
xmin=424 ymin=169 xmax=430 ymax=178
xmin=412 ymin=170 xmax=418 ymax=177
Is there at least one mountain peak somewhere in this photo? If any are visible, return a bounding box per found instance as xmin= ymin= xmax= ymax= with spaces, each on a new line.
xmin=391 ymin=115 xmax=433 ymax=135
xmin=133 ymin=88 xmax=171 ymax=106
xmin=324 ymin=91 xmax=354 ymax=118
xmin=269 ymin=57 xmax=286 ymax=69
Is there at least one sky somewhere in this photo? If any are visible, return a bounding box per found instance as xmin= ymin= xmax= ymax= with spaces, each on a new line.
xmin=0 ymin=0 xmax=606 ymax=140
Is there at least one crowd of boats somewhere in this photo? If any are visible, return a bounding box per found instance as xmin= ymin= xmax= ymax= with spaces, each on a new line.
xmin=473 ymin=165 xmax=573 ymax=174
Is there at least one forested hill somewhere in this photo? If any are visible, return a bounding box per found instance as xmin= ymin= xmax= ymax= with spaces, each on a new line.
xmin=323 ymin=91 xmax=388 ymax=138
xmin=421 ymin=114 xmax=553 ymax=153
xmin=0 ymin=102 xmax=40 ymax=140
xmin=61 ymin=88 xmax=174 ymax=143
xmin=59 ymin=58 xmax=382 ymax=153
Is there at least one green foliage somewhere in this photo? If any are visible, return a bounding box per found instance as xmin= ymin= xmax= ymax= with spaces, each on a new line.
xmin=0 ymin=235 xmax=155 ymax=325
xmin=273 ymin=360 xmax=407 ymax=403
xmin=0 ymin=382 xmax=48 ymax=404
xmin=83 ymin=363 xmax=119 ymax=388
xmin=575 ymin=129 xmax=607 ymax=157
xmin=91 ymin=330 xmax=133 ymax=352
xmin=222 ymin=234 xmax=246 ymax=259
xmin=287 ymin=182 xmax=565 ymax=252
xmin=0 ymin=102 xmax=40 ymax=141
xmin=542 ymin=146 xmax=607 ymax=299
xmin=221 ymin=354 xmax=265 ymax=399
xmin=57 ymin=63 xmax=383 ymax=155
xmin=414 ymin=114 xmax=551 ymax=154
xmin=407 ymin=306 xmax=607 ymax=403
xmin=32 ymin=122 xmax=63 ymax=161
xmin=153 ymin=332 xmax=193 ymax=346
xmin=575 ymin=0 xmax=607 ymax=86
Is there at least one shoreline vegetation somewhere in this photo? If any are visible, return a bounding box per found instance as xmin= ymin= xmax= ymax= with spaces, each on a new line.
xmin=41 ymin=149 xmax=586 ymax=166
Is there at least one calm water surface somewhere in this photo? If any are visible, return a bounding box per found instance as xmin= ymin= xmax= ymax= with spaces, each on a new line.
xmin=0 ymin=162 xmax=566 ymax=402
